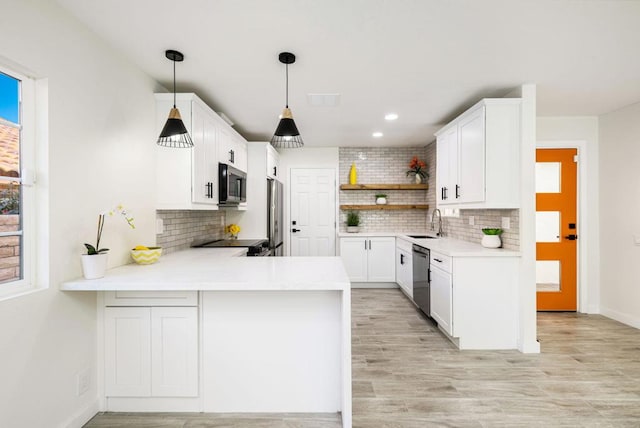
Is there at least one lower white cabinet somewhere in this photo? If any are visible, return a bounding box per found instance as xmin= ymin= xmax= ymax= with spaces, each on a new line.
xmin=429 ymin=253 xmax=453 ymax=336
xmin=339 ymin=237 xmax=395 ymax=282
xmin=395 ymin=248 xmax=413 ymax=297
xmin=104 ymin=306 xmax=198 ymax=397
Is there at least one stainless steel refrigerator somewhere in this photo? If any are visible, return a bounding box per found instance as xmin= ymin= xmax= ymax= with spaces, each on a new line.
xmin=267 ymin=178 xmax=284 ymax=256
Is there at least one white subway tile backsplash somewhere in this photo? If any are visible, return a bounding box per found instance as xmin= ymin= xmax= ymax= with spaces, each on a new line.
xmin=156 ymin=210 xmax=226 ymax=254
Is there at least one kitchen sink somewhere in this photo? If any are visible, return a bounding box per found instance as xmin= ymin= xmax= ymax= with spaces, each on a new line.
xmin=408 ymin=234 xmax=438 ymax=239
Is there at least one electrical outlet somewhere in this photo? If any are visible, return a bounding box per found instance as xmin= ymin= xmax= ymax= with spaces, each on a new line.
xmin=501 ymin=217 xmax=510 ymax=230
xmin=156 ymin=218 xmax=164 ymax=234
xmin=77 ymin=368 xmax=90 ymax=396
xmin=468 ymin=216 xmax=475 ymax=226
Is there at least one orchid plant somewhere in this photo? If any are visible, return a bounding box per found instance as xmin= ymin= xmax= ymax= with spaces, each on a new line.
xmin=406 ymin=156 xmax=428 ymax=179
xmin=84 ymin=205 xmax=135 ymax=255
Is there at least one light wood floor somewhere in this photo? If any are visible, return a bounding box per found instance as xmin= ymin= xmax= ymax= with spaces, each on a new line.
xmin=85 ymin=289 xmax=640 ymax=428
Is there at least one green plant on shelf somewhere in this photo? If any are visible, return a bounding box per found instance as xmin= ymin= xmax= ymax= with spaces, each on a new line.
xmin=347 ymin=211 xmax=360 ymax=227
xmin=481 ymin=228 xmax=503 ymax=235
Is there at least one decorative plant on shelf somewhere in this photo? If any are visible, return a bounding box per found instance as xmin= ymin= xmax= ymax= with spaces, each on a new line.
xmin=481 ymin=228 xmax=503 ymax=249
xmin=375 ymin=194 xmax=388 ymax=205
xmin=84 ymin=205 xmax=135 ymax=255
xmin=346 ymin=211 xmax=361 ymax=232
xmin=406 ymin=156 xmax=428 ymax=183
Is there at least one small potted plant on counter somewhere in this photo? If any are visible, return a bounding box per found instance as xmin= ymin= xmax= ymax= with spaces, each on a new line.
xmin=346 ymin=211 xmax=361 ymax=233
xmin=481 ymin=227 xmax=503 ymax=248
xmin=375 ymin=194 xmax=387 ymax=205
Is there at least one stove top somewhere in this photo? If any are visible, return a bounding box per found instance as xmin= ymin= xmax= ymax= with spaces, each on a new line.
xmin=191 ymin=239 xmax=268 ymax=249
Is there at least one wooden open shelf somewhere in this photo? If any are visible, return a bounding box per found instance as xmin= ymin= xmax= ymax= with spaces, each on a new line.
xmin=340 ymin=204 xmax=429 ymax=211
xmin=340 ymin=184 xmax=428 ymax=190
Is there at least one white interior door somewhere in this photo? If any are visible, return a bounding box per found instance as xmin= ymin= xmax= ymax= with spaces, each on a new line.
xmin=290 ymin=168 xmax=336 ymax=256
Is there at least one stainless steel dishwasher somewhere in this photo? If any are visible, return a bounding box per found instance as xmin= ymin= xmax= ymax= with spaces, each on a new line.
xmin=412 ymin=244 xmax=431 ymax=317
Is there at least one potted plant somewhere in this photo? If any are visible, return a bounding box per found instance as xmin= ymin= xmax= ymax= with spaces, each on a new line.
xmin=82 ymin=205 xmax=135 ymax=279
xmin=481 ymin=227 xmax=503 ymax=248
xmin=375 ymin=194 xmax=387 ymax=205
xmin=406 ymin=156 xmax=428 ymax=184
xmin=346 ymin=211 xmax=361 ymax=233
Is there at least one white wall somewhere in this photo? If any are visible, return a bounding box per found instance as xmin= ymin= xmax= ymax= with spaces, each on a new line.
xmin=537 ymin=117 xmax=600 ymax=314
xmin=0 ymin=1 xmax=159 ymax=427
xmin=598 ymin=102 xmax=640 ymax=328
xmin=278 ymin=148 xmax=339 ymax=255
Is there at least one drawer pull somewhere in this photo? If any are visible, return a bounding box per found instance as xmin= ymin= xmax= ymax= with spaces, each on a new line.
xmin=434 ymin=258 xmax=443 ymax=263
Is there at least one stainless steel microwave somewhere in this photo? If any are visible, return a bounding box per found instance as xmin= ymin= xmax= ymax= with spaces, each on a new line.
xmin=218 ymin=163 xmax=247 ymax=205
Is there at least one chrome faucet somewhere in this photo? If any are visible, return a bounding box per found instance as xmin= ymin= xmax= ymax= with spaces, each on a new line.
xmin=431 ymin=209 xmax=443 ymax=237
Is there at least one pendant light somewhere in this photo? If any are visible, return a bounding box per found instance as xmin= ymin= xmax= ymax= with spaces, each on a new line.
xmin=271 ymin=52 xmax=303 ymax=148
xmin=157 ymin=50 xmax=193 ymax=148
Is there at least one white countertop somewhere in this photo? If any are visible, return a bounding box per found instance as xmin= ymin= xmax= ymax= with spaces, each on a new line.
xmin=339 ymin=232 xmax=520 ymax=257
xmin=61 ymin=248 xmax=350 ymax=291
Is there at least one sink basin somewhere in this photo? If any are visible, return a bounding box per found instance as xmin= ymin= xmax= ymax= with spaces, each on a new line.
xmin=408 ymin=234 xmax=438 ymax=239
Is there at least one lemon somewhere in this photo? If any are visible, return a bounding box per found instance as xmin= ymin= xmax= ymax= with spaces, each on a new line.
xmin=134 ymin=245 xmax=149 ymax=251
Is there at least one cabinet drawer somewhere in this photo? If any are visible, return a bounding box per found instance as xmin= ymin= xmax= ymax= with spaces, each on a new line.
xmin=430 ymin=251 xmax=451 ymax=273
xmin=396 ymin=237 xmax=413 ymax=253
xmin=104 ymin=291 xmax=198 ymax=307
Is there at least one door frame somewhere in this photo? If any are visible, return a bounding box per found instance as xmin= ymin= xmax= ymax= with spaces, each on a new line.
xmin=536 ymin=140 xmax=595 ymax=313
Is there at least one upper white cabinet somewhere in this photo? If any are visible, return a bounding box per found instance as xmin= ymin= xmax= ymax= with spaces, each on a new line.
xmin=217 ymin=123 xmax=248 ymax=173
xmin=339 ymin=236 xmax=395 ymax=283
xmin=435 ymin=99 xmax=521 ymax=209
xmin=266 ymin=145 xmax=280 ymax=179
xmin=156 ymin=93 xmax=249 ymax=210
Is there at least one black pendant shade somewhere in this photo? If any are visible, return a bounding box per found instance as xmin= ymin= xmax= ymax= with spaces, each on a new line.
xmin=157 ymin=50 xmax=193 ymax=148
xmin=271 ymin=52 xmax=303 ymax=149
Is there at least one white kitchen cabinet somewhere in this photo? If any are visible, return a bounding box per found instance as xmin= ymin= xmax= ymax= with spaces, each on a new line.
xmin=218 ymin=122 xmax=248 ymax=173
xmin=395 ymin=237 xmax=414 ymax=297
xmin=429 ymin=252 xmax=453 ymax=336
xmin=156 ymin=93 xmax=219 ymax=209
xmin=435 ymin=98 xmax=521 ymax=209
xmin=266 ymin=145 xmax=280 ymax=179
xmin=339 ymin=237 xmax=395 ymax=283
xmin=104 ymin=306 xmax=198 ymax=398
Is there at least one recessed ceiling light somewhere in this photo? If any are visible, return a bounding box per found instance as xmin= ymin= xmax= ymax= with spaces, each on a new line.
xmin=385 ymin=113 xmax=399 ymax=121
xmin=372 ymin=132 xmax=383 ymax=138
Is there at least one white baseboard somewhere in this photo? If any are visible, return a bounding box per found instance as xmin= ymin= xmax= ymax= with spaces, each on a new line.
xmin=518 ymin=339 xmax=541 ymax=354
xmin=350 ymin=282 xmax=398 ymax=289
xmin=600 ymin=306 xmax=640 ymax=329
xmin=60 ymin=399 xmax=99 ymax=428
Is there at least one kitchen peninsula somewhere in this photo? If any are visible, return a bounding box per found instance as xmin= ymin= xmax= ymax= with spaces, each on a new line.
xmin=62 ymin=250 xmax=352 ymax=428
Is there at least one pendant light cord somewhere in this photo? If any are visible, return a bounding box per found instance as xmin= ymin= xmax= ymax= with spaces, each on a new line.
xmin=285 ymin=63 xmax=289 ymax=108
xmin=173 ymin=59 xmax=177 ymax=108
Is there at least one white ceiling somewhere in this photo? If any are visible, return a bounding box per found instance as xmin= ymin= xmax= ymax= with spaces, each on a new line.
xmin=56 ymin=0 xmax=640 ymax=147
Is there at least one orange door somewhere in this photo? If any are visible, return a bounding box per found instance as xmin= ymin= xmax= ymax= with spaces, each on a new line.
xmin=536 ymin=149 xmax=578 ymax=311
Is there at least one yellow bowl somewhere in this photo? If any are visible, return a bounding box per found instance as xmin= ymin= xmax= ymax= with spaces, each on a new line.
xmin=130 ymin=247 xmax=162 ymax=265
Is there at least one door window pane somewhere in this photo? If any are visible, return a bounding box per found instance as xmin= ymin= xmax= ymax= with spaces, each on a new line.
xmin=537 ymin=260 xmax=560 ymax=292
xmin=536 ymin=162 xmax=561 ymax=193
xmin=536 ymin=211 xmax=560 ymax=243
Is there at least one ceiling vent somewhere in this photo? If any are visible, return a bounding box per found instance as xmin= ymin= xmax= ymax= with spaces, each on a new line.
xmin=307 ymin=93 xmax=341 ymax=107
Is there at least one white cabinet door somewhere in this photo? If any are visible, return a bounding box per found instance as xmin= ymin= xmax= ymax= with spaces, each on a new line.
xmin=367 ymin=237 xmax=396 ymax=282
xmin=191 ymin=101 xmax=218 ymax=205
xmin=430 ymin=266 xmax=453 ymax=336
xmin=339 ymin=238 xmax=368 ymax=282
xmin=436 ymin=126 xmax=457 ymax=205
xmin=457 ymin=106 xmax=485 ymax=204
xmin=396 ymin=248 xmax=413 ymax=297
xmin=233 ymin=134 xmax=248 ymax=173
xmin=151 ymin=307 xmax=199 ymax=397
xmin=105 ymin=307 xmax=152 ymax=397
xmin=218 ymin=124 xmax=247 ymax=172
xmin=266 ymin=146 xmax=280 ymax=179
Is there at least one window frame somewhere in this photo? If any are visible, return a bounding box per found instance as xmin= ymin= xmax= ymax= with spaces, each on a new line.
xmin=0 ymin=64 xmax=37 ymax=301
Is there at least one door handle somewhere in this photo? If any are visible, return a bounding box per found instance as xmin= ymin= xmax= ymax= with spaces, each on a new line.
xmin=564 ymin=234 xmax=578 ymax=240
xmin=292 ymin=228 xmax=300 ymax=233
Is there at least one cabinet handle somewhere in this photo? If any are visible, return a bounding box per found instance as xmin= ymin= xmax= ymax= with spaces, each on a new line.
xmin=229 ymin=149 xmax=235 ymax=163
xmin=205 ymin=182 xmax=211 ymax=198
xmin=364 ymin=240 xmax=367 ymax=250
xmin=400 ymin=254 xmax=404 ymax=265
xmin=434 ymin=258 xmax=443 ymax=263
xmin=455 ymin=184 xmax=460 ymax=199
xmin=443 ymin=187 xmax=448 ymax=200
xmin=441 ymin=187 xmax=444 ymax=200
xmin=273 ymin=166 xmax=277 ymax=176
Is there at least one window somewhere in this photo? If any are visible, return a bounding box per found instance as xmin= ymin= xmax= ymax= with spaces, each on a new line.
xmin=0 ymin=66 xmax=36 ymax=299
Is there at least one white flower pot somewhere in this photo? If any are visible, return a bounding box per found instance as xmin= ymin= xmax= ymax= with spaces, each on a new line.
xmin=376 ymin=197 xmax=387 ymax=205
xmin=346 ymin=226 xmax=361 ymax=233
xmin=81 ymin=254 xmax=108 ymax=279
xmin=415 ymin=174 xmax=422 ymax=184
xmin=481 ymin=235 xmax=502 ymax=248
